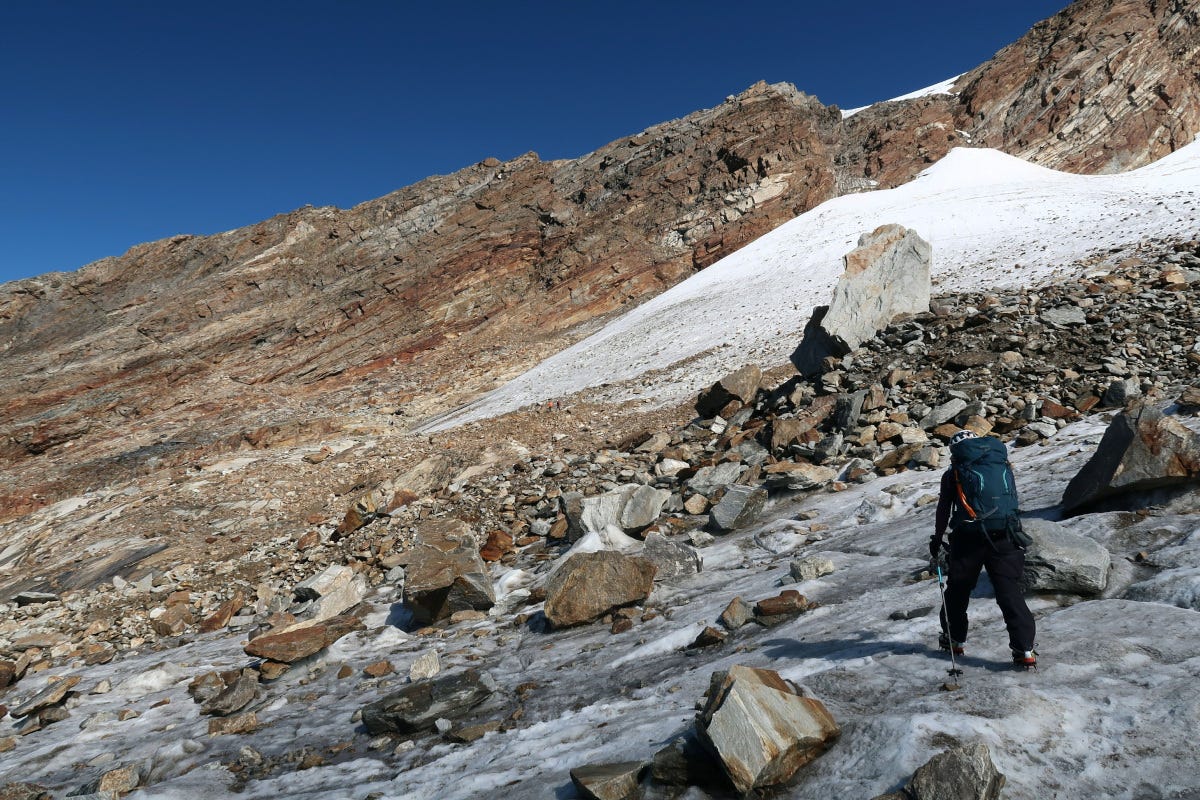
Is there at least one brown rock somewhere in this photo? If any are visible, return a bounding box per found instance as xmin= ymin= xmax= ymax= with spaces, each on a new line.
xmin=543 ymin=551 xmax=657 ymax=628
xmin=479 ymin=529 xmax=514 ymax=562
xmin=243 ymin=614 xmax=365 ymax=663
xmin=150 ymin=603 xmax=194 ymax=637
xmin=755 ymin=590 xmax=811 ymax=618
xmin=363 ymin=660 xmax=394 ymax=678
xmin=199 ymin=593 xmax=245 ymax=633
xmin=208 ymin=711 xmax=258 ymax=736
xmin=10 ymin=676 xmax=80 ymax=719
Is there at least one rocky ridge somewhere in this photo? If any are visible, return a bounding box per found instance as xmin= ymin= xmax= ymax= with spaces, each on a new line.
xmin=3 ymin=0 xmax=1198 ymax=530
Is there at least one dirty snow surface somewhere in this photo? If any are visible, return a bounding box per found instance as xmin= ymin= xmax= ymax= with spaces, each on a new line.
xmin=4 ymin=416 xmax=1200 ymax=799
xmin=426 ymin=136 xmax=1200 ymax=432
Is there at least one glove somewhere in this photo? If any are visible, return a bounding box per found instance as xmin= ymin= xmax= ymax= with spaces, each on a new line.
xmin=928 ymin=536 xmax=942 ymax=560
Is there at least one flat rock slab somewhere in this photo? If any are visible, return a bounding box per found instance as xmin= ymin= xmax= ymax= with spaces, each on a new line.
xmin=11 ymin=676 xmax=81 ymax=718
xmin=360 ymin=668 xmax=497 ymax=735
xmin=243 ymin=614 xmax=364 ymax=663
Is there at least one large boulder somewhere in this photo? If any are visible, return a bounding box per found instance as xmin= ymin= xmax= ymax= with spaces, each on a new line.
xmin=400 ymin=518 xmax=495 ymax=624
xmin=1020 ymin=518 xmax=1111 ymax=595
xmin=696 ymin=364 xmax=762 ymax=418
xmin=791 ymin=224 xmax=931 ymax=376
xmin=1062 ymin=402 xmax=1200 ymax=515
xmin=696 ymin=665 xmax=840 ymax=794
xmin=542 ymin=551 xmax=656 ymax=628
xmin=360 ymin=668 xmax=497 ymax=735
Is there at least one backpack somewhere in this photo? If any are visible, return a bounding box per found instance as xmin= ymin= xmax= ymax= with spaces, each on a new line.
xmin=949 ymin=435 xmax=1020 ymax=532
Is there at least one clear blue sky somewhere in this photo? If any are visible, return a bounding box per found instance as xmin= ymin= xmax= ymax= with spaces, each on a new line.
xmin=0 ymin=1 xmax=1068 ymax=283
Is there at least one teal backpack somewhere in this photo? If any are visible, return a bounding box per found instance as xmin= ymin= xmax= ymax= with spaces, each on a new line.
xmin=949 ymin=435 xmax=1020 ymax=533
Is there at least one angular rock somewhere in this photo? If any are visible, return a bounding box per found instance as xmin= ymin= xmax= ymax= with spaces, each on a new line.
xmin=696 ymin=364 xmax=762 ymax=418
xmin=789 ymin=557 xmax=835 ymax=582
xmin=904 ymin=743 xmax=1006 ymax=800
xmin=208 ymin=711 xmax=259 ymax=736
xmin=688 ymin=626 xmax=729 ymax=649
xmin=791 ymin=224 xmax=931 ymax=376
xmin=719 ymin=596 xmax=755 ymax=630
xmin=708 ymin=485 xmax=768 ymax=532
xmin=697 ymin=665 xmax=840 ymax=793
xmin=410 ymin=650 xmax=441 ymax=683
xmin=686 ymin=462 xmax=748 ymax=495
xmin=13 ymin=592 xmax=58 ymax=607
xmin=568 ymin=484 xmax=671 ymax=540
xmin=338 ymin=454 xmax=456 ymax=535
xmin=401 ymin=518 xmax=496 ymax=623
xmin=1062 ymin=402 xmax=1200 ymax=515
xmin=543 ymin=551 xmax=656 ymax=628
xmin=150 ymin=603 xmax=194 ymax=637
xmin=642 ymin=531 xmax=702 ymax=580
xmin=200 ymin=668 xmax=260 ymax=717
xmin=1040 ymin=305 xmax=1087 ymax=327
xmin=1020 ymin=519 xmax=1110 ymax=595
xmin=294 ymin=565 xmax=367 ymax=623
xmin=569 ymin=762 xmax=644 ymax=800
xmin=0 ymin=661 xmax=16 ymax=690
xmin=360 ymin=668 xmax=497 ymax=735
xmin=1101 ymin=378 xmax=1142 ymax=408
xmin=762 ymin=462 xmax=837 ymax=491
xmin=199 ymin=592 xmax=245 ymax=633
xmin=243 ymin=614 xmax=364 ymax=663
xmin=920 ymin=398 xmax=968 ymax=430
xmin=755 ymin=590 xmax=811 ymax=618
xmin=11 ymin=676 xmax=80 ymax=719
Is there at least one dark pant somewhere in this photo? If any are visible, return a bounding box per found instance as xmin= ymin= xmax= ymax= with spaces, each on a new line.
xmin=940 ymin=526 xmax=1036 ymax=652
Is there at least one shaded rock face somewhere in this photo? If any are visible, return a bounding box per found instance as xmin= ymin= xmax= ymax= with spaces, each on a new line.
xmin=791 ymin=225 xmax=931 ymax=376
xmin=696 ymin=665 xmax=840 ymax=793
xmin=542 ymin=551 xmax=656 ymax=628
xmin=695 ymin=364 xmax=763 ymax=418
xmin=569 ymin=762 xmax=645 ymax=800
xmin=1062 ymin=402 xmax=1200 ymax=515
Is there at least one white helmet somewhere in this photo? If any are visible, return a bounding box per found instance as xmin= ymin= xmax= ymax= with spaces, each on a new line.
xmin=950 ymin=430 xmax=978 ymax=446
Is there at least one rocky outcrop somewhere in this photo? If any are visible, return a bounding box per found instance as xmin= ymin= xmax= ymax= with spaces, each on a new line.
xmin=542 ymin=551 xmax=656 ymax=628
xmin=696 ymin=665 xmax=840 ymax=794
xmin=1062 ymin=401 xmax=1200 ymax=515
xmin=792 ymin=225 xmax=931 ymax=376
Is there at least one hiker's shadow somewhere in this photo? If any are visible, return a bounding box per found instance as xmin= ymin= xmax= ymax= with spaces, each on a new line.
xmin=759 ymin=631 xmax=1014 ymax=672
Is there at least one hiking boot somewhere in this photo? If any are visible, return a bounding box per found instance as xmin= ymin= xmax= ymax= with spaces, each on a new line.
xmin=1012 ymin=649 xmax=1038 ymax=670
xmin=938 ymin=633 xmax=964 ymax=656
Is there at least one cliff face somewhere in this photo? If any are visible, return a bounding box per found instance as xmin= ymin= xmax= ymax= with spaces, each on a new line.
xmin=1 ymin=0 xmax=1198 ymax=519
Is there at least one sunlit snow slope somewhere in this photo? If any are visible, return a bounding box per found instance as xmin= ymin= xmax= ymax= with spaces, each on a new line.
xmin=427 ymin=138 xmax=1200 ymax=431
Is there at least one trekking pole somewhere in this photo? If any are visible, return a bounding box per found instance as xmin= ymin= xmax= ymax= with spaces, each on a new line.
xmin=935 ymin=564 xmax=963 ymax=690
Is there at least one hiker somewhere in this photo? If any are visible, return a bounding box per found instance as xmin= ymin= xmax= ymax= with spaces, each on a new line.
xmin=929 ymin=430 xmax=1038 ymax=669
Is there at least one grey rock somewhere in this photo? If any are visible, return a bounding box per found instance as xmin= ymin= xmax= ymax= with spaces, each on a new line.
xmin=1040 ymin=305 xmax=1087 ymax=327
xmin=1101 ymin=378 xmax=1142 ymax=408
xmin=709 ymin=485 xmax=768 ymax=532
xmin=1021 ymin=519 xmax=1111 ymax=595
xmin=719 ymin=596 xmax=755 ymax=630
xmin=360 ymin=668 xmax=497 ymax=735
xmin=920 ymin=398 xmax=968 ymax=430
xmin=292 ymin=565 xmax=367 ymax=622
xmin=789 ymin=557 xmax=835 ymax=582
xmin=904 ymin=743 xmax=1006 ymax=800
xmin=568 ymin=484 xmax=671 ymax=538
xmin=14 ymin=592 xmax=59 ymax=607
xmin=792 ymin=224 xmax=931 ymax=376
xmin=200 ymin=668 xmax=259 ymax=717
xmin=402 ymin=518 xmax=496 ymax=624
xmin=569 ymin=762 xmax=645 ymax=800
xmin=687 ymin=462 xmax=748 ymax=495
xmin=642 ymin=532 xmax=702 ymax=580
